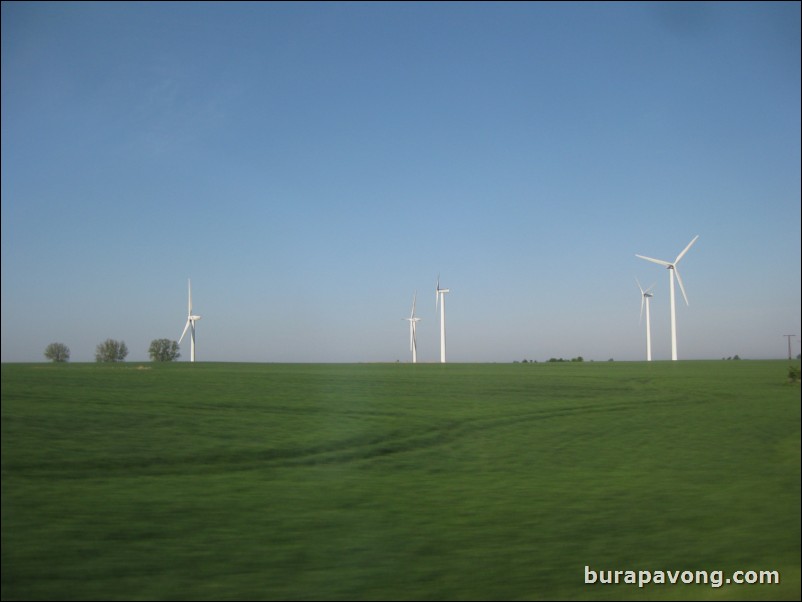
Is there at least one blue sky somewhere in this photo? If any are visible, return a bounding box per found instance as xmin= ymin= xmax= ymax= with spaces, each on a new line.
xmin=2 ymin=1 xmax=800 ymax=363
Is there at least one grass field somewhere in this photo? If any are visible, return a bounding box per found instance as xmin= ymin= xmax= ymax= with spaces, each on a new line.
xmin=2 ymin=361 xmax=800 ymax=601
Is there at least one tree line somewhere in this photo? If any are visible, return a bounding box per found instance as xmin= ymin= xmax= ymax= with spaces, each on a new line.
xmin=43 ymin=339 xmax=181 ymax=363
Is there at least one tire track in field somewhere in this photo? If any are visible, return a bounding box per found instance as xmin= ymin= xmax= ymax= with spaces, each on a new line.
xmin=253 ymin=392 xmax=694 ymax=471
xmin=7 ymin=395 xmax=693 ymax=479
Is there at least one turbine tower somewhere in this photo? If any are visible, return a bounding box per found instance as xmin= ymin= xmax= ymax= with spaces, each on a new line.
xmin=636 ymin=278 xmax=655 ymax=362
xmin=435 ymin=275 xmax=450 ymax=363
xmin=179 ymin=279 xmax=202 ymax=362
xmin=636 ymin=235 xmax=698 ymax=361
xmin=403 ymin=292 xmax=421 ymax=363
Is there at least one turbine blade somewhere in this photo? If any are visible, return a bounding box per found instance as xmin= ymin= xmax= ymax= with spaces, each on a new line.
xmin=188 ymin=279 xmax=192 ymax=315
xmin=636 ymin=254 xmax=672 ymax=268
xmin=635 ymin=277 xmax=644 ymax=294
xmin=674 ymin=235 xmax=699 ymax=264
xmin=640 ymin=295 xmax=645 ymax=323
xmin=179 ymin=319 xmax=191 ymax=344
xmin=674 ymin=267 xmax=690 ymax=305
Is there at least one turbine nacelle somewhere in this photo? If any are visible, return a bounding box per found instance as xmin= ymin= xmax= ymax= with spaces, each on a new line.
xmin=635 ymin=234 xmax=697 ymax=306
xmin=435 ymin=274 xmax=450 ymax=308
xmin=635 ymin=278 xmax=656 ymax=325
xmin=636 ymin=278 xmax=655 ymax=299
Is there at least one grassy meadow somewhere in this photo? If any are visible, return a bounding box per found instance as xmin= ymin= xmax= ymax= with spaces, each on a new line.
xmin=2 ymin=361 xmax=800 ymax=600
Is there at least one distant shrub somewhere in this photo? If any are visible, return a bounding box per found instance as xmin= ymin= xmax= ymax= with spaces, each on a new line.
xmin=788 ymin=365 xmax=801 ymax=384
xmin=95 ymin=339 xmax=128 ymax=363
xmin=44 ymin=342 xmax=70 ymax=363
xmin=149 ymin=339 xmax=180 ymax=362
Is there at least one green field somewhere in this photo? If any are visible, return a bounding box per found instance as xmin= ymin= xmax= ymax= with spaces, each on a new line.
xmin=2 ymin=361 xmax=800 ymax=601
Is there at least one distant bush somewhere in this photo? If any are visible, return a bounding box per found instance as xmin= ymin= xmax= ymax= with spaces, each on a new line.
xmin=149 ymin=339 xmax=180 ymax=362
xmin=788 ymin=365 xmax=801 ymax=384
xmin=95 ymin=339 xmax=128 ymax=363
xmin=44 ymin=342 xmax=70 ymax=363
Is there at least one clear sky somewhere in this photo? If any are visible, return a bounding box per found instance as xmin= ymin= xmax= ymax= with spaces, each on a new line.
xmin=2 ymin=1 xmax=800 ymax=363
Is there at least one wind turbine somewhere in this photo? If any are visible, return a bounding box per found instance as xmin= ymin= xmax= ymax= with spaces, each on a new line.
xmin=636 ymin=235 xmax=698 ymax=361
xmin=403 ymin=292 xmax=421 ymax=363
xmin=179 ymin=279 xmax=202 ymax=362
xmin=435 ymin=275 xmax=450 ymax=363
xmin=636 ymin=278 xmax=655 ymax=362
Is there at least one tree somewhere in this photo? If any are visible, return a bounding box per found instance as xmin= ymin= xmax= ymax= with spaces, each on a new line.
xmin=95 ymin=339 xmax=128 ymax=363
xmin=44 ymin=342 xmax=70 ymax=363
xmin=149 ymin=339 xmax=180 ymax=362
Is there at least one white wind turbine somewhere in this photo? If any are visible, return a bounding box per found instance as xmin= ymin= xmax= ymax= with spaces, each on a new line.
xmin=636 ymin=235 xmax=698 ymax=361
xmin=403 ymin=292 xmax=421 ymax=363
xmin=435 ymin=275 xmax=450 ymax=363
xmin=179 ymin=279 xmax=202 ymax=362
xmin=636 ymin=278 xmax=655 ymax=362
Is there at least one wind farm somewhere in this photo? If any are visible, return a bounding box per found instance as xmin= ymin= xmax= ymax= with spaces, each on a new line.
xmin=2 ymin=3 xmax=799 ymax=601
xmin=637 ymin=236 xmax=699 ymax=361
xmin=3 ymin=191 xmax=799 ymax=602
xmin=5 ymin=263 xmax=798 ymax=600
